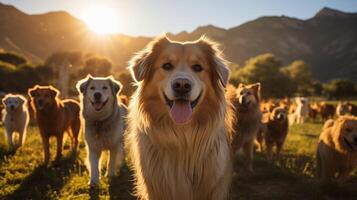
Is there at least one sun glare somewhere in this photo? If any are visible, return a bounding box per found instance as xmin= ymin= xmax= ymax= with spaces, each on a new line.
xmin=81 ymin=5 xmax=121 ymax=34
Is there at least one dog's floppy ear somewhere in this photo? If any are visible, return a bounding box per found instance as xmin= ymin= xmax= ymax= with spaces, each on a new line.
xmin=108 ymin=76 xmax=122 ymax=95
xmin=28 ymin=85 xmax=40 ymax=98
xmin=48 ymin=86 xmax=60 ymax=98
xmin=249 ymin=82 xmax=261 ymax=101
xmin=198 ymin=37 xmax=230 ymax=88
xmin=76 ymin=74 xmax=93 ymax=95
xmin=128 ymin=35 xmax=170 ymax=82
xmin=1 ymin=95 xmax=9 ymax=106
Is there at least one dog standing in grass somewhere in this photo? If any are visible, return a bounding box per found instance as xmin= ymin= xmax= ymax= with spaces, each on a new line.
xmin=262 ymin=107 xmax=289 ymax=160
xmin=230 ymin=83 xmax=262 ymax=173
xmin=2 ymin=94 xmax=29 ymax=149
xmin=28 ymin=85 xmax=81 ymax=165
xmin=317 ymin=116 xmax=357 ymax=182
xmin=77 ymin=75 xmax=127 ymax=186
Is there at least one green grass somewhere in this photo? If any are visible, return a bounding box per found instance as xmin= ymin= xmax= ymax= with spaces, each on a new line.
xmin=1 ymin=122 xmax=357 ymax=199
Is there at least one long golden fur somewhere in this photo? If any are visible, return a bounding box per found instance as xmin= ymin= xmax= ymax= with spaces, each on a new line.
xmin=125 ymin=36 xmax=233 ymax=200
xmin=28 ymin=85 xmax=81 ymax=165
xmin=230 ymin=82 xmax=262 ymax=173
xmin=316 ymin=116 xmax=357 ymax=182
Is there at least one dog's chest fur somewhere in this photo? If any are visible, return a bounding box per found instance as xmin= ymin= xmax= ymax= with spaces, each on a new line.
xmin=3 ymin=110 xmax=28 ymax=131
xmin=130 ymin=125 xmax=231 ymax=200
xmin=84 ymin=106 xmax=126 ymax=151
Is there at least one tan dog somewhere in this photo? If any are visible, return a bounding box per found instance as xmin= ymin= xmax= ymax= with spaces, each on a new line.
xmin=125 ymin=36 xmax=232 ymax=200
xmin=77 ymin=75 xmax=127 ymax=186
xmin=28 ymin=85 xmax=81 ymax=165
xmin=336 ymin=101 xmax=349 ymax=117
xmin=316 ymin=116 xmax=357 ymax=182
xmin=231 ymin=82 xmax=262 ymax=173
xmin=263 ymin=107 xmax=289 ymax=160
xmin=2 ymin=94 xmax=29 ymax=149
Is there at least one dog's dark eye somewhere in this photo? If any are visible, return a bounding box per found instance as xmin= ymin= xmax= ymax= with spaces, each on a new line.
xmin=192 ymin=64 xmax=203 ymax=72
xmin=90 ymin=86 xmax=95 ymax=90
xmin=162 ymin=63 xmax=174 ymax=71
xmin=103 ymin=86 xmax=108 ymax=90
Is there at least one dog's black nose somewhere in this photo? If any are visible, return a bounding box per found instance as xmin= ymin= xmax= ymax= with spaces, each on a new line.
xmin=10 ymin=105 xmax=14 ymax=110
xmin=94 ymin=92 xmax=102 ymax=101
xmin=172 ymin=78 xmax=192 ymax=96
xmin=37 ymin=99 xmax=43 ymax=106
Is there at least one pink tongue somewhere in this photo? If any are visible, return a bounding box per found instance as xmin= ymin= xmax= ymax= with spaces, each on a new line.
xmin=169 ymin=101 xmax=193 ymax=124
xmin=93 ymin=102 xmax=103 ymax=110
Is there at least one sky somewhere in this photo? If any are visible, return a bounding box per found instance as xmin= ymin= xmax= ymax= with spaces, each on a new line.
xmin=1 ymin=0 xmax=357 ymax=36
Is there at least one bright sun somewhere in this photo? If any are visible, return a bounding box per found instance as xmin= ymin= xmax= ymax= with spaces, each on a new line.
xmin=82 ymin=5 xmax=121 ymax=34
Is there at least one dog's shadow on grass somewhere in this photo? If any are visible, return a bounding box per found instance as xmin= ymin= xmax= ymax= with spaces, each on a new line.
xmin=5 ymin=152 xmax=80 ymax=200
xmin=108 ymin=164 xmax=135 ymax=200
xmin=0 ymin=145 xmax=17 ymax=164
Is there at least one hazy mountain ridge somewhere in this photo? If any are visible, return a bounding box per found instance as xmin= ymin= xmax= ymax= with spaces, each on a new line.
xmin=0 ymin=2 xmax=356 ymax=81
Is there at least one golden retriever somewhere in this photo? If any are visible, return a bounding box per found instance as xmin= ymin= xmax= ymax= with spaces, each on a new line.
xmin=77 ymin=75 xmax=127 ymax=186
xmin=2 ymin=94 xmax=29 ymax=149
xmin=230 ymin=82 xmax=262 ymax=173
xmin=125 ymin=36 xmax=233 ymax=200
xmin=28 ymin=85 xmax=81 ymax=165
xmin=316 ymin=116 xmax=357 ymax=182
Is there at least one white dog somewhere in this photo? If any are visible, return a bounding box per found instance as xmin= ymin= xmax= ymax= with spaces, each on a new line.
xmin=1 ymin=94 xmax=29 ymax=149
xmin=293 ymin=97 xmax=309 ymax=124
xmin=77 ymin=75 xmax=127 ymax=186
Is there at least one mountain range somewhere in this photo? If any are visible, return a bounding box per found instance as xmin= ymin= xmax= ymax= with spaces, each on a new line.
xmin=0 ymin=2 xmax=356 ymax=82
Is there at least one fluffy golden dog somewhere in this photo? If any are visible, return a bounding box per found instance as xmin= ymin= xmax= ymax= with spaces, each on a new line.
xmin=28 ymin=85 xmax=81 ymax=165
xmin=316 ymin=116 xmax=357 ymax=182
xmin=230 ymin=82 xmax=262 ymax=173
xmin=125 ymin=36 xmax=232 ymax=200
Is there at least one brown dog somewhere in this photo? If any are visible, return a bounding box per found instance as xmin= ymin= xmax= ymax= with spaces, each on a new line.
xmin=28 ymin=85 xmax=81 ymax=165
xmin=316 ymin=116 xmax=357 ymax=182
xmin=318 ymin=102 xmax=335 ymax=120
xmin=263 ymin=107 xmax=289 ymax=160
xmin=348 ymin=102 xmax=357 ymax=116
xmin=231 ymin=82 xmax=262 ymax=173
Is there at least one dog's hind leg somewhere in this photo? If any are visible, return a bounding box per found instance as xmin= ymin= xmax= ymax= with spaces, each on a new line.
xmin=70 ymin=119 xmax=81 ymax=151
xmin=107 ymin=144 xmax=124 ymax=177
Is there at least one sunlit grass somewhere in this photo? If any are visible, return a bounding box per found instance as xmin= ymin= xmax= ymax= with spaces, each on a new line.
xmin=0 ymin=119 xmax=357 ymax=199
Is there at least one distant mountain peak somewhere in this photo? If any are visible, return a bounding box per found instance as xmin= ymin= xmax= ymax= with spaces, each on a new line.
xmin=315 ymin=7 xmax=349 ymax=17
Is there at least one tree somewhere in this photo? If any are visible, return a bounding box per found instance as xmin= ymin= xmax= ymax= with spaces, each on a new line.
xmin=231 ymin=53 xmax=294 ymax=98
xmin=282 ymin=60 xmax=314 ymax=96
xmin=0 ymin=52 xmax=27 ymax=66
xmin=78 ymin=56 xmax=112 ymax=78
xmin=323 ymin=79 xmax=356 ymax=99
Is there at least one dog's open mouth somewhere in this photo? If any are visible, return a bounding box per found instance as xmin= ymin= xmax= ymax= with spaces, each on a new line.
xmin=91 ymin=99 xmax=108 ymax=111
xmin=343 ymin=137 xmax=356 ymax=151
xmin=163 ymin=92 xmax=201 ymax=124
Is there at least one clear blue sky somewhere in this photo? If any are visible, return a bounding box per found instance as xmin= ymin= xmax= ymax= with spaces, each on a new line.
xmin=1 ymin=0 xmax=357 ymax=36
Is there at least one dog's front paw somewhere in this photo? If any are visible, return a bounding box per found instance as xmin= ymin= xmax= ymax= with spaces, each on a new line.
xmin=88 ymin=180 xmax=100 ymax=188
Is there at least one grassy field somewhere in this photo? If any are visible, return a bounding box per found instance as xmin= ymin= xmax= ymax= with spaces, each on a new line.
xmin=0 ymin=121 xmax=357 ymax=199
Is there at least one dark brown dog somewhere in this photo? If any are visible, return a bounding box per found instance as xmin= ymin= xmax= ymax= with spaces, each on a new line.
xmin=348 ymin=102 xmax=357 ymax=116
xmin=263 ymin=107 xmax=289 ymax=160
xmin=318 ymin=102 xmax=335 ymax=120
xmin=28 ymin=85 xmax=81 ymax=165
